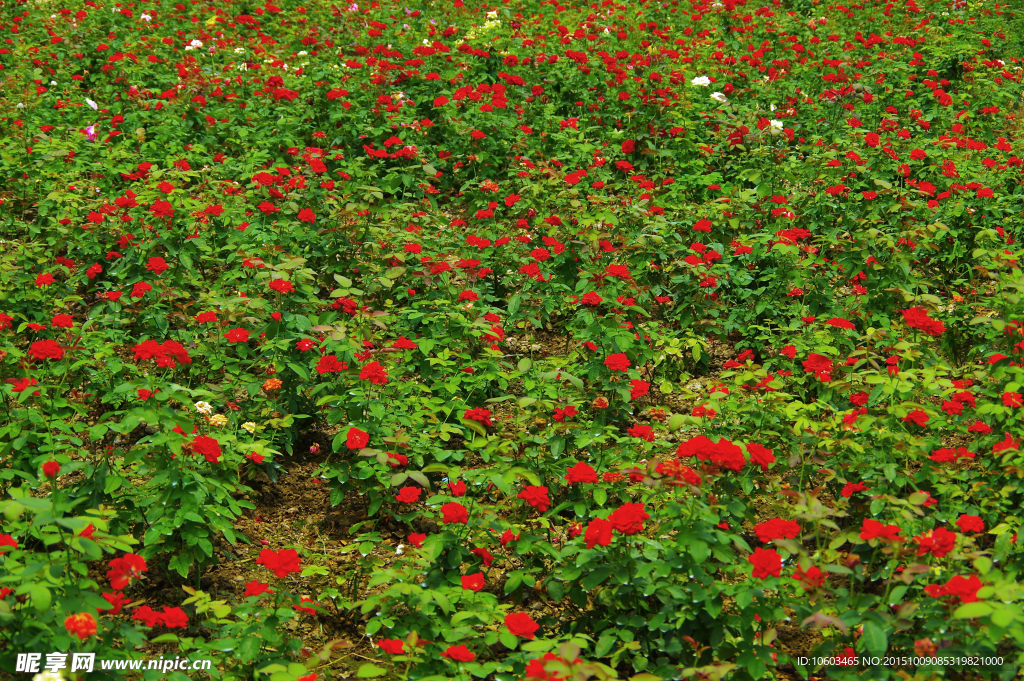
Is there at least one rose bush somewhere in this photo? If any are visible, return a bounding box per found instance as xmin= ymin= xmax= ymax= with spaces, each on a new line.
xmin=2 ymin=0 xmax=1024 ymax=679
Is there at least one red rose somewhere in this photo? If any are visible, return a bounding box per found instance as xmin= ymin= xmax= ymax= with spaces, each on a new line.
xmin=244 ymin=580 xmax=274 ymax=598
xmin=755 ymin=518 xmax=800 ymax=543
xmin=564 ymin=462 xmax=597 ymax=484
xmin=395 ymin=486 xmax=421 ymax=504
xmin=749 ymin=547 xmax=782 ymax=579
xmin=517 ymin=485 xmax=551 ymax=512
xmin=461 ymin=573 xmax=485 ymax=591
xmin=29 ymin=339 xmax=65 ymax=361
xmin=107 ymin=553 xmax=148 ymax=590
xmin=64 ymin=613 xmax=97 ymax=640
xmin=603 ymin=353 xmax=631 ymax=372
xmin=608 ymin=503 xmax=649 ymax=536
xmin=441 ymin=502 xmax=469 ymax=524
xmin=955 ymin=515 xmax=984 ymax=533
xmin=378 ymin=639 xmax=404 ymax=655
xmin=256 ymin=548 xmax=302 ymax=578
xmin=441 ymin=644 xmax=475 ymax=662
xmin=584 ymin=518 xmax=613 ymax=549
xmin=505 ymin=612 xmax=540 ymax=639
xmin=191 ymin=435 xmax=222 ymax=464
xmin=346 ymin=427 xmax=369 ymax=449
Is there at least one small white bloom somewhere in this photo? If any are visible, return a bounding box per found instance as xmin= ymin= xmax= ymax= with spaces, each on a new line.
xmin=141 ymin=13 xmax=152 ymax=20
xmin=234 ymin=47 xmax=245 ymax=53
xmin=195 ymin=401 xmax=213 ymax=416
xmin=185 ymin=45 xmax=193 ymax=51
xmin=50 ymin=81 xmax=57 ymax=85
xmin=710 ymin=91 xmax=728 ymax=103
xmin=190 ymin=39 xmax=203 ymax=48
xmin=242 ymin=421 xmax=257 ymax=434
xmin=691 ymin=75 xmax=711 ymax=87
xmin=298 ymin=50 xmax=308 ymax=56
xmin=85 ymin=98 xmax=97 ymax=110
xmin=396 ymin=544 xmax=405 ymax=555
xmin=238 ymin=63 xmax=248 ymax=71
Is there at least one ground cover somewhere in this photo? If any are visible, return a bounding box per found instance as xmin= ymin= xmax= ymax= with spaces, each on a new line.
xmin=2 ymin=0 xmax=1024 ymax=679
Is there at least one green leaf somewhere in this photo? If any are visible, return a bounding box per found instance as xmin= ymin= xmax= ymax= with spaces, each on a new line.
xmin=288 ymin=362 xmax=310 ymax=381
xmin=499 ymin=632 xmax=519 ymax=650
xmin=953 ymin=602 xmax=993 ymax=619
xmin=689 ymin=540 xmax=709 ymax=563
xmin=27 ymin=584 xmax=51 ymax=612
xmin=859 ymin=621 xmax=888 ymax=656
xmin=357 ymin=663 xmax=387 ymax=678
xmin=667 ymin=414 xmax=686 ymax=431
xmin=582 ymin=566 xmax=613 ymax=591
xmin=460 ymin=418 xmax=487 ymax=438
xmin=508 ymin=466 xmax=541 ymax=486
xmin=547 ymin=580 xmax=565 ymax=601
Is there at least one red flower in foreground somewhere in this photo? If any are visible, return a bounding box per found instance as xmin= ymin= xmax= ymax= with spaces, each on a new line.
xmin=604 ymin=353 xmax=631 ymax=371
xmin=360 ymin=361 xmax=389 ymax=384
xmin=161 ymin=606 xmax=189 ymax=628
xmin=518 ymin=486 xmax=551 ymax=512
xmin=956 ymin=515 xmax=984 ymax=533
xmin=441 ymin=502 xmax=469 ymax=524
xmin=860 ymin=518 xmax=902 ymax=542
xmin=841 ymin=482 xmax=869 ymax=498
xmin=346 ymin=427 xmax=369 ymax=449
xmin=441 ymin=644 xmax=475 ymax=662
xmin=244 ymin=580 xmax=274 ymax=598
xmin=755 ymin=518 xmax=800 ymax=543
xmin=461 ymin=573 xmax=485 ymax=591
xmin=564 ymin=461 xmax=597 ymax=484
xmin=608 ymin=503 xmax=649 ymax=535
xmin=914 ymin=527 xmax=957 ymax=558
xmin=256 ymin=548 xmax=302 ymax=578
xmin=505 ymin=612 xmax=540 ymax=639
xmin=191 ymin=435 xmax=222 ymax=464
xmin=133 ymin=606 xmax=164 ymax=628
xmin=395 ymin=486 xmax=420 ymax=504
xmin=29 ymin=339 xmax=65 ymax=360
xmin=224 ymin=328 xmax=250 ymax=343
xmin=749 ymin=547 xmax=782 ymax=579
xmin=585 ymin=518 xmax=613 ymax=548
xmin=107 ymin=553 xmax=148 ymax=590
xmin=42 ymin=460 xmax=60 ymax=478
xmin=378 ymin=639 xmax=404 ymax=655
xmin=924 ymin=574 xmax=983 ymax=604
xmin=746 ymin=443 xmax=775 ymax=471
xmin=100 ymin=591 xmax=127 ymax=615
xmin=64 ymin=613 xmax=98 ymax=640
xmin=793 ymin=565 xmax=825 ymax=590
xmin=463 ymin=407 xmax=493 ymax=426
